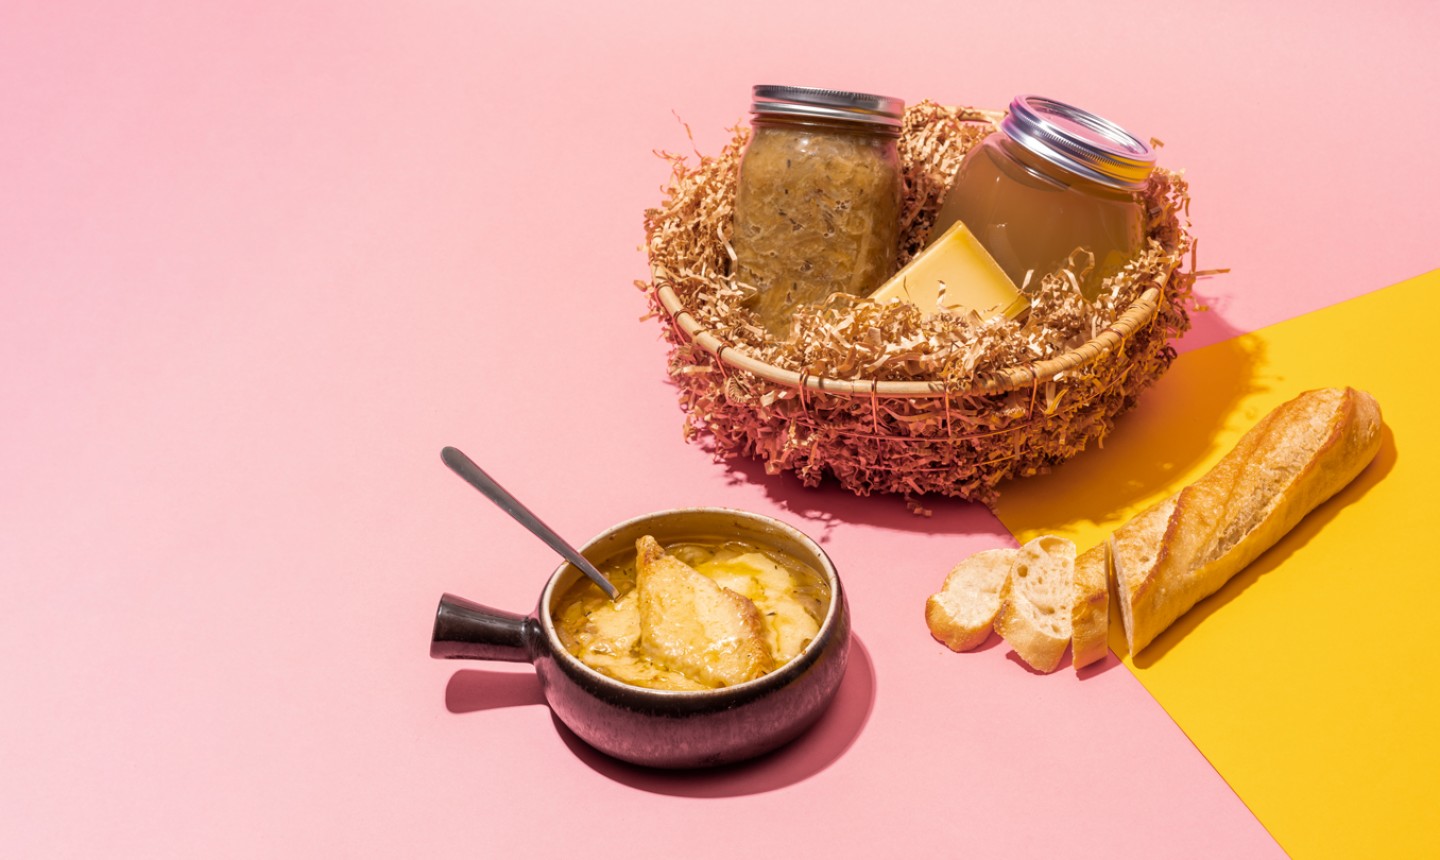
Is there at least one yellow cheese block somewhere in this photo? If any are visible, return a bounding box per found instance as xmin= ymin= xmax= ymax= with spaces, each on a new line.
xmin=868 ymin=221 xmax=1029 ymax=319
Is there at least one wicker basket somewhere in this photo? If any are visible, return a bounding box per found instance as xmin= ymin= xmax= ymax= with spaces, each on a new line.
xmin=643 ymin=104 xmax=1194 ymax=504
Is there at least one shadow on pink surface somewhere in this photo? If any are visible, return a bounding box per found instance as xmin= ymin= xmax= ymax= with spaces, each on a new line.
xmin=555 ymin=635 xmax=876 ymax=796
xmin=445 ymin=668 xmax=548 ymax=713
xmin=717 ymin=453 xmax=1010 ymax=538
xmin=1181 ymin=278 xmax=1250 ymax=352
xmin=999 ymin=643 xmax=1126 ymax=679
xmin=966 ymin=622 xmax=1126 ymax=678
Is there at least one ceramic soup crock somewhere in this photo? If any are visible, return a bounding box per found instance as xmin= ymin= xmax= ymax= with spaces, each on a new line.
xmin=431 ymin=507 xmax=850 ymax=768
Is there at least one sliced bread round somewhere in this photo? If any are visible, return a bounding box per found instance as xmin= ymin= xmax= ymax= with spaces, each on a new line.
xmin=925 ymin=548 xmax=1016 ymax=652
xmin=994 ymin=535 xmax=1076 ymax=673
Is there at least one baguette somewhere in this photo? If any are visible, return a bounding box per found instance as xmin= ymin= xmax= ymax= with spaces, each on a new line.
xmin=1113 ymin=387 xmax=1383 ymax=655
xmin=1070 ymin=540 xmax=1110 ymax=670
xmin=925 ymin=548 xmax=1015 ymax=652
xmin=994 ymin=535 xmax=1075 ymax=672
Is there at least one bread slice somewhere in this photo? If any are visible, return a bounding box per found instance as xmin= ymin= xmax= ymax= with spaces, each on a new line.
xmin=1112 ymin=387 xmax=1383 ymax=655
xmin=925 ymin=548 xmax=1016 ymax=652
xmin=1071 ymin=540 xmax=1110 ymax=670
xmin=634 ymin=535 xmax=775 ymax=687
xmin=994 ymin=535 xmax=1076 ymax=672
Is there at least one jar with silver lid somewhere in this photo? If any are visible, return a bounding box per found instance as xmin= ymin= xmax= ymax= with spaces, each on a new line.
xmin=731 ymin=85 xmax=905 ymax=335
xmin=932 ymin=95 xmax=1156 ymax=301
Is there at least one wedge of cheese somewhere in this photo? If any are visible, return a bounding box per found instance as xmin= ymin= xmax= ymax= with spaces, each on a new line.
xmin=868 ymin=221 xmax=1029 ymax=320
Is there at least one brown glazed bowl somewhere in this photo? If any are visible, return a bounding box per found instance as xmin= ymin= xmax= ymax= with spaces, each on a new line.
xmin=431 ymin=507 xmax=850 ymax=769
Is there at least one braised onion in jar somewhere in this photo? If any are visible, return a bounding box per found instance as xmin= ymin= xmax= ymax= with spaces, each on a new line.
xmin=731 ymin=85 xmax=905 ymax=336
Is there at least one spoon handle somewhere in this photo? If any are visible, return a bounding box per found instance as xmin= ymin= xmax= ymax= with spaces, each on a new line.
xmin=440 ymin=446 xmax=619 ymax=600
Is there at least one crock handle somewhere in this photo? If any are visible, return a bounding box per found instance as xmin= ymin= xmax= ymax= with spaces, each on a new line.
xmin=430 ymin=593 xmax=538 ymax=662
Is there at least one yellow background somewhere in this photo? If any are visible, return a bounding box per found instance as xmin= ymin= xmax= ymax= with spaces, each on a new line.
xmin=995 ymin=270 xmax=1440 ymax=858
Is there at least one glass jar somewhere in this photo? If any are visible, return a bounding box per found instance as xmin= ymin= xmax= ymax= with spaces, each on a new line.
xmin=731 ymin=85 xmax=905 ymax=335
xmin=932 ymin=95 xmax=1155 ymax=301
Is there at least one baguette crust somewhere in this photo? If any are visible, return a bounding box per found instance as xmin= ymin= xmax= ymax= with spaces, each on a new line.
xmin=1071 ymin=541 xmax=1110 ymax=670
xmin=1113 ymin=387 xmax=1383 ymax=654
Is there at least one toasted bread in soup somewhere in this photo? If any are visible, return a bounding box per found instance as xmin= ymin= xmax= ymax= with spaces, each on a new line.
xmin=635 ymin=536 xmax=774 ymax=687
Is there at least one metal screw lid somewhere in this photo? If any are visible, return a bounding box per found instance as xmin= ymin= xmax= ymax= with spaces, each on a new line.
xmin=1001 ymin=95 xmax=1155 ymax=190
xmin=750 ymin=85 xmax=905 ymax=130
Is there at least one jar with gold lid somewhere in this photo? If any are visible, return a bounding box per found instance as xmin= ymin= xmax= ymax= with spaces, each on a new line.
xmin=932 ymin=95 xmax=1155 ymax=301
xmin=731 ymin=85 xmax=905 ymax=335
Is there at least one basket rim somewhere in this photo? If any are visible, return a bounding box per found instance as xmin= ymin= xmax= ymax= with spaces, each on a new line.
xmin=654 ymin=277 xmax=1166 ymax=398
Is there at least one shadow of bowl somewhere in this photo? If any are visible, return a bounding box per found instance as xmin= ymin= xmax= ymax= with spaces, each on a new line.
xmin=553 ymin=634 xmax=877 ymax=796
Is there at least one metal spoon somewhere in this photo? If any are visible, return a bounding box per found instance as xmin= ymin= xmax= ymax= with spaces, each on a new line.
xmin=440 ymin=446 xmax=619 ymax=600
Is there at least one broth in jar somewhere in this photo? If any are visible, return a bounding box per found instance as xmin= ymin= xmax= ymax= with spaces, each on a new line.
xmin=931 ymin=96 xmax=1155 ymax=301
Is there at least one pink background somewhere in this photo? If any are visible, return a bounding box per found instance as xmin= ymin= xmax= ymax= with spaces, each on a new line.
xmin=3 ymin=1 xmax=1436 ymax=856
